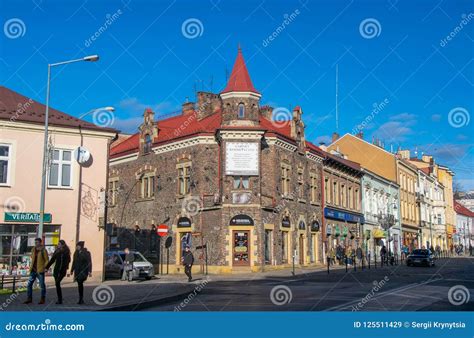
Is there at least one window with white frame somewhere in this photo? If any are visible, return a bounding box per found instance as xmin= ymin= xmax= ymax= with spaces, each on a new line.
xmin=49 ymin=149 xmax=72 ymax=188
xmin=0 ymin=144 xmax=11 ymax=185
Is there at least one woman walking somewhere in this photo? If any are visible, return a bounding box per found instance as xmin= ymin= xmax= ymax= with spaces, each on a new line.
xmin=45 ymin=240 xmax=71 ymax=304
xmin=70 ymin=241 xmax=92 ymax=304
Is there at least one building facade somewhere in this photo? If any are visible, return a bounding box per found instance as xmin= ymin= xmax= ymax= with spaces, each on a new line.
xmin=0 ymin=86 xmax=116 ymax=276
xmin=454 ymin=201 xmax=473 ymax=252
xmin=320 ymin=150 xmax=364 ymax=257
xmin=107 ymin=48 xmax=326 ymax=274
xmin=360 ymin=168 xmax=400 ymax=259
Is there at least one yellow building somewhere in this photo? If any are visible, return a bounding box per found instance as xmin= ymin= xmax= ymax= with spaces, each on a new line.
xmin=396 ymin=153 xmax=420 ymax=249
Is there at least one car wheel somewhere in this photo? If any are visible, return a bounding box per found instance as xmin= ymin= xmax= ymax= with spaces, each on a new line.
xmin=145 ymin=276 xmax=152 ymax=280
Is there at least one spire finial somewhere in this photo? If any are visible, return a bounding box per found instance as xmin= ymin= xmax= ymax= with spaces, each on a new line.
xmin=238 ymin=42 xmax=241 ymax=52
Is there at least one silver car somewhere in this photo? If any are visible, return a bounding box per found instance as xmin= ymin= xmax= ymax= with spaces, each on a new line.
xmin=105 ymin=250 xmax=155 ymax=280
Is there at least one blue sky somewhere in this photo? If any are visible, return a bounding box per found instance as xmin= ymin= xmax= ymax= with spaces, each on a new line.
xmin=1 ymin=0 xmax=473 ymax=189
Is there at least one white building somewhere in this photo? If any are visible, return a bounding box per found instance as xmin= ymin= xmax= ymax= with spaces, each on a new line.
xmin=454 ymin=200 xmax=473 ymax=252
xmin=361 ymin=168 xmax=401 ymax=258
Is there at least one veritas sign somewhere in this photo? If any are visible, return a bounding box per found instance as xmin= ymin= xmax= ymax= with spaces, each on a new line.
xmin=4 ymin=212 xmax=52 ymax=223
xmin=225 ymin=142 xmax=259 ymax=176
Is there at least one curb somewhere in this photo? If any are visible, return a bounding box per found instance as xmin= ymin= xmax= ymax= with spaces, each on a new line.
xmin=98 ymin=288 xmax=196 ymax=311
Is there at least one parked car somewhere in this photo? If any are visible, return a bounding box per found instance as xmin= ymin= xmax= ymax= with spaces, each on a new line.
xmin=406 ymin=249 xmax=435 ymax=267
xmin=105 ymin=250 xmax=155 ymax=280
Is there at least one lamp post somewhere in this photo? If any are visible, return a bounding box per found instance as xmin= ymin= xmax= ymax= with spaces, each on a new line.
xmin=38 ymin=55 xmax=100 ymax=238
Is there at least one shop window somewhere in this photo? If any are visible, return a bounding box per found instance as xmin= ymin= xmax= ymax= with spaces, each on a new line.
xmin=332 ymin=181 xmax=338 ymax=205
xmin=341 ymin=184 xmax=346 ymax=207
xmin=238 ymin=103 xmax=245 ymax=118
xmin=139 ymin=173 xmax=155 ymax=199
xmin=49 ymin=149 xmax=72 ymax=188
xmin=233 ymin=176 xmax=249 ymax=189
xmin=282 ymin=231 xmax=288 ymax=263
xmin=177 ymin=161 xmax=192 ymax=195
xmin=281 ymin=162 xmax=291 ymax=196
xmin=355 ymin=189 xmax=359 ymax=210
xmin=0 ymin=144 xmax=11 ymax=185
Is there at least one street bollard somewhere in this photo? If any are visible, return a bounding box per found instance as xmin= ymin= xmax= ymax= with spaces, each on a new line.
xmin=12 ymin=276 xmax=16 ymax=293
xmin=327 ymin=256 xmax=330 ymax=274
xmin=353 ymin=255 xmax=357 ymax=272
xmin=345 ymin=255 xmax=348 ymax=273
xmin=374 ymin=253 xmax=377 ymax=269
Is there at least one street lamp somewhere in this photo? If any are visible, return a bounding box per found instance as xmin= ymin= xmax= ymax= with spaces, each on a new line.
xmin=38 ymin=55 xmax=100 ymax=238
xmin=78 ymin=106 xmax=115 ymax=120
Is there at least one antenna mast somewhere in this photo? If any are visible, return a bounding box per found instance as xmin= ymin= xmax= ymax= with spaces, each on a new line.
xmin=336 ymin=64 xmax=339 ymax=132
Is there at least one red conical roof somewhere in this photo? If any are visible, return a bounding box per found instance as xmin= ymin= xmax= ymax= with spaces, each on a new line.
xmin=221 ymin=47 xmax=260 ymax=95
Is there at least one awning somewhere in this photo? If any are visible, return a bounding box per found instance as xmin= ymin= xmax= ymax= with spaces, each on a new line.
xmin=373 ymin=229 xmax=386 ymax=239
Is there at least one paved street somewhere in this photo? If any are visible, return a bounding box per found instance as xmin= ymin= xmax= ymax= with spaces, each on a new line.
xmin=1 ymin=257 xmax=472 ymax=311
xmin=147 ymin=257 xmax=474 ymax=311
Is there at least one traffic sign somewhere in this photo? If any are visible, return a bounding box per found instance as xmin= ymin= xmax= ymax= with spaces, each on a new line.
xmin=157 ymin=224 xmax=169 ymax=237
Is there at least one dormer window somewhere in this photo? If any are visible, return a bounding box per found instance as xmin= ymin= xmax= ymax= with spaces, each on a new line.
xmin=238 ymin=103 xmax=245 ymax=118
xmin=144 ymin=134 xmax=152 ymax=154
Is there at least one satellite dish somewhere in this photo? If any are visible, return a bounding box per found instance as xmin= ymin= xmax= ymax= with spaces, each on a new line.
xmin=74 ymin=146 xmax=91 ymax=164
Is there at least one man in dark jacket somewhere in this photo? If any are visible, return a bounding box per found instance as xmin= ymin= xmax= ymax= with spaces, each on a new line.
xmin=182 ymin=245 xmax=194 ymax=282
xmin=70 ymin=241 xmax=92 ymax=304
xmin=121 ymin=247 xmax=135 ymax=282
xmin=45 ymin=240 xmax=71 ymax=304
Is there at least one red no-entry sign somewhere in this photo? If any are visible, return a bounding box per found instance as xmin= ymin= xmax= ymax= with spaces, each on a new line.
xmin=157 ymin=224 xmax=169 ymax=237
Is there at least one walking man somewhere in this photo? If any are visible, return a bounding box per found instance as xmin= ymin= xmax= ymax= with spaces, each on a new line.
xmin=182 ymin=245 xmax=194 ymax=282
xmin=121 ymin=247 xmax=135 ymax=282
xmin=45 ymin=240 xmax=71 ymax=304
xmin=24 ymin=238 xmax=49 ymax=304
xmin=70 ymin=241 xmax=92 ymax=304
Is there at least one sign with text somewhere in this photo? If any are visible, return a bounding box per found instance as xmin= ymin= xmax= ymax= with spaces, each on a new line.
xmin=4 ymin=212 xmax=52 ymax=223
xmin=225 ymin=142 xmax=259 ymax=176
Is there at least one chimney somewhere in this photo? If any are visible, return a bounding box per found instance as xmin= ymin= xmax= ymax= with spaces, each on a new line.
xmin=355 ymin=131 xmax=364 ymax=139
xmin=422 ymin=155 xmax=433 ymax=163
xmin=332 ymin=132 xmax=339 ymax=143
xmin=182 ymin=101 xmax=195 ymax=115
xmin=197 ymin=91 xmax=221 ymax=120
xmin=260 ymin=105 xmax=273 ymax=120
xmin=397 ymin=149 xmax=410 ymax=160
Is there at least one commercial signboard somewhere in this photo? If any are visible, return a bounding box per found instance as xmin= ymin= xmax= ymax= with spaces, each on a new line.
xmin=225 ymin=142 xmax=259 ymax=176
xmin=4 ymin=212 xmax=52 ymax=223
xmin=324 ymin=207 xmax=364 ymax=224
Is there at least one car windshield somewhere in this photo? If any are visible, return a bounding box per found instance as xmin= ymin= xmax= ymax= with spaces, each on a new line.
xmin=412 ymin=249 xmax=429 ymax=255
xmin=133 ymin=252 xmax=147 ymax=262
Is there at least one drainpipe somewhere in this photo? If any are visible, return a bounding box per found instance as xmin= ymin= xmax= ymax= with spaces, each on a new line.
xmin=320 ymin=162 xmax=326 ymax=263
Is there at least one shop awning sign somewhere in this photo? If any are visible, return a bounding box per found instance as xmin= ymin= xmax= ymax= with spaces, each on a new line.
xmin=230 ymin=214 xmax=254 ymax=226
xmin=4 ymin=212 xmax=52 ymax=223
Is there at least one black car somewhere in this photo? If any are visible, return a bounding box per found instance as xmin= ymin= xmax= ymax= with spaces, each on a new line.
xmin=406 ymin=249 xmax=435 ymax=267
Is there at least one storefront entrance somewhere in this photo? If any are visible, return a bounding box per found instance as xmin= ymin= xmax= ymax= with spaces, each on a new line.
xmin=232 ymin=230 xmax=250 ymax=266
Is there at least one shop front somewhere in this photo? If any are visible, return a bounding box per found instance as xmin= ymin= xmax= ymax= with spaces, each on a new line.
xmin=229 ymin=214 xmax=254 ymax=267
xmin=324 ymin=208 xmax=364 ymax=251
xmin=1 ymin=212 xmax=60 ymax=275
xmin=402 ymin=226 xmax=420 ymax=251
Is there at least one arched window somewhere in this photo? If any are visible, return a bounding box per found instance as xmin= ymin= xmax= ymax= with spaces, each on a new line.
xmin=238 ymin=103 xmax=245 ymax=118
xmin=144 ymin=134 xmax=152 ymax=153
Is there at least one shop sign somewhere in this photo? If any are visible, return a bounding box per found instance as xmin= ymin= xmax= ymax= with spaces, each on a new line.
xmin=324 ymin=208 xmax=364 ymax=224
xmin=230 ymin=214 xmax=254 ymax=226
xmin=311 ymin=221 xmax=320 ymax=232
xmin=281 ymin=216 xmax=291 ymax=228
xmin=177 ymin=217 xmax=192 ymax=227
xmin=225 ymin=142 xmax=259 ymax=176
xmin=4 ymin=212 xmax=52 ymax=223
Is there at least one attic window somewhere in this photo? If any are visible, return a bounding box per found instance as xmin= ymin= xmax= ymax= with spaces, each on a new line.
xmin=238 ymin=103 xmax=245 ymax=118
xmin=144 ymin=134 xmax=152 ymax=154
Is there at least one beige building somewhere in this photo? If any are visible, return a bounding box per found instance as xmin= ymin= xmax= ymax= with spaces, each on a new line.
xmin=0 ymin=86 xmax=117 ymax=277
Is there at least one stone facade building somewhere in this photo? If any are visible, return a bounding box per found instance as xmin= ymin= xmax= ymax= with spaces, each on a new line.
xmin=107 ymin=48 xmax=325 ymax=274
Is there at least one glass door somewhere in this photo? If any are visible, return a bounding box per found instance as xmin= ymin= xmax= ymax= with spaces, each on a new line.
xmin=232 ymin=231 xmax=250 ymax=266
